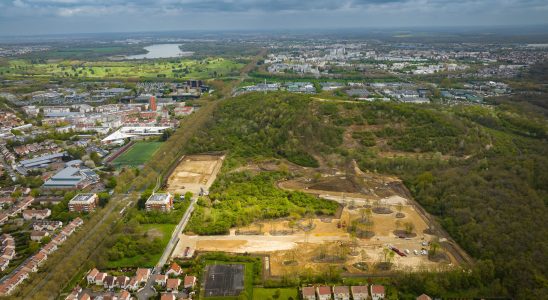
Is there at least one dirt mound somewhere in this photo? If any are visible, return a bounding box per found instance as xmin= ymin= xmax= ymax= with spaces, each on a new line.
xmin=393 ymin=230 xmax=417 ymax=238
xmin=373 ymin=207 xmax=393 ymax=214
xmin=395 ymin=212 xmax=406 ymax=218
xmin=309 ymin=177 xmax=361 ymax=193
xmin=428 ymin=252 xmax=450 ymax=263
xmin=353 ymin=262 xmax=369 ymax=271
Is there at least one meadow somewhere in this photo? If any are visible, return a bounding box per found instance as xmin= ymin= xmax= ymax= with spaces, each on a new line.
xmin=3 ymin=57 xmax=244 ymax=79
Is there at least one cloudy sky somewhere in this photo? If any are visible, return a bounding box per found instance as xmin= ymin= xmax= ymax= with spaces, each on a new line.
xmin=0 ymin=0 xmax=547 ymax=35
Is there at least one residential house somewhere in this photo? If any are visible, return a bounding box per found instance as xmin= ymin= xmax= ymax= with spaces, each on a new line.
xmin=32 ymin=220 xmax=63 ymax=231
xmin=42 ymin=241 xmax=58 ymax=254
xmin=302 ymin=286 xmax=316 ymax=300
xmin=183 ymin=275 xmax=196 ymax=289
xmin=95 ymin=272 xmax=107 ymax=285
xmin=65 ymin=286 xmax=82 ymax=300
xmin=87 ymin=268 xmax=99 ymax=284
xmin=22 ymin=209 xmax=51 ymax=220
xmin=103 ymin=275 xmax=116 ymax=290
xmin=416 ymin=294 xmax=432 ymax=300
xmin=166 ymin=262 xmax=182 ymax=276
xmin=30 ymin=230 xmax=49 ymax=241
xmin=160 ymin=293 xmax=176 ymax=300
xmin=116 ymin=275 xmax=130 ymax=289
xmin=155 ymin=274 xmax=168 ymax=286
xmin=22 ymin=260 xmax=38 ymax=273
xmin=136 ymin=268 xmax=151 ymax=283
xmin=166 ymin=278 xmax=181 ymax=292
xmin=119 ymin=290 xmax=131 ymax=300
xmin=0 ymin=257 xmax=9 ymax=271
xmin=370 ymin=285 xmax=385 ymax=300
xmin=333 ymin=286 xmax=350 ymax=300
xmin=316 ymin=286 xmax=332 ymax=300
xmin=127 ymin=277 xmax=139 ymax=291
xmin=31 ymin=251 xmax=47 ymax=266
xmin=350 ymin=285 xmax=369 ymax=300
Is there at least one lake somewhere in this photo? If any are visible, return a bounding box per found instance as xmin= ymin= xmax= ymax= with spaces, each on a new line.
xmin=125 ymin=44 xmax=193 ymax=59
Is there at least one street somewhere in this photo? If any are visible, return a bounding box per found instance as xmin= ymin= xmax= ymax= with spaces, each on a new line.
xmin=137 ymin=197 xmax=196 ymax=300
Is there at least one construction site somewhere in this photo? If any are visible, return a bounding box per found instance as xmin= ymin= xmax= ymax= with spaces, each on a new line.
xmin=171 ymin=159 xmax=472 ymax=278
xmin=165 ymin=154 xmax=225 ymax=196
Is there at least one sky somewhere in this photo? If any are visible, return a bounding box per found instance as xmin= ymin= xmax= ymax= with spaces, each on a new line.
xmin=0 ymin=0 xmax=547 ymax=36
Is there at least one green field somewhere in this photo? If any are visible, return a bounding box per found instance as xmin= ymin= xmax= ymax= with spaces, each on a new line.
xmin=252 ymin=288 xmax=298 ymax=300
xmin=112 ymin=141 xmax=163 ymax=168
xmin=105 ymin=223 xmax=175 ymax=268
xmin=4 ymin=57 xmax=244 ymax=79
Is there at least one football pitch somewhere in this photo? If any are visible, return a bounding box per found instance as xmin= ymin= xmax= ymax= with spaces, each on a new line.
xmin=111 ymin=141 xmax=163 ymax=168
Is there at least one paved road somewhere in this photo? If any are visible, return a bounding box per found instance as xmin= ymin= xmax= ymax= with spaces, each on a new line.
xmin=137 ymin=198 xmax=196 ymax=300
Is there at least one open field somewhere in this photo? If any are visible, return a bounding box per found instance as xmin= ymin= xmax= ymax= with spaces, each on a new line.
xmin=5 ymin=57 xmax=244 ymax=79
xmin=105 ymin=223 xmax=175 ymax=268
xmin=111 ymin=141 xmax=163 ymax=168
xmin=173 ymin=160 xmax=468 ymax=277
xmin=166 ymin=154 xmax=225 ymax=195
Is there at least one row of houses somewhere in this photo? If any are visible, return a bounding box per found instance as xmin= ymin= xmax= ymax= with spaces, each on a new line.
xmin=0 ymin=234 xmax=15 ymax=271
xmin=0 ymin=196 xmax=34 ymax=226
xmin=86 ymin=267 xmax=151 ymax=292
xmin=302 ymin=284 xmax=384 ymax=300
xmin=0 ymin=217 xmax=83 ymax=296
xmin=66 ymin=288 xmax=132 ymax=300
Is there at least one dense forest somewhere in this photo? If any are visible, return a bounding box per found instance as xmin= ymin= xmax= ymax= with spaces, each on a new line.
xmin=186 ymin=91 xmax=547 ymax=298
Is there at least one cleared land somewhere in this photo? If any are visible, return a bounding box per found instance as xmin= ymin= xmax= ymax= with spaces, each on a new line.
xmin=166 ymin=154 xmax=225 ymax=195
xmin=173 ymin=160 xmax=468 ymax=277
xmin=111 ymin=141 xmax=163 ymax=168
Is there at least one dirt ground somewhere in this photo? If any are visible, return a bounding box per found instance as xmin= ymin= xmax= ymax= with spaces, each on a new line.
xmin=166 ymin=154 xmax=224 ymax=195
xmin=172 ymin=159 xmax=464 ymax=276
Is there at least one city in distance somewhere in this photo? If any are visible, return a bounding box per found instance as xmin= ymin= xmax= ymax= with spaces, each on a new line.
xmin=0 ymin=1 xmax=546 ymax=300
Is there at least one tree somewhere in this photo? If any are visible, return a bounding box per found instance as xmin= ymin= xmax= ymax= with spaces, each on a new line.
xmin=404 ymin=222 xmax=415 ymax=235
xmin=429 ymin=240 xmax=441 ymax=257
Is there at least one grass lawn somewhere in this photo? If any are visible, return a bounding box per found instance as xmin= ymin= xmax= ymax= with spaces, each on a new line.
xmin=105 ymin=223 xmax=175 ymax=268
xmin=202 ymin=261 xmax=255 ymax=300
xmin=252 ymin=288 xmax=298 ymax=300
xmin=112 ymin=141 xmax=163 ymax=168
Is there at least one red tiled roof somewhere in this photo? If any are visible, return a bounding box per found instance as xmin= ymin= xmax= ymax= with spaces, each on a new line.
xmin=371 ymin=285 xmax=385 ymax=294
xmin=333 ymin=286 xmax=349 ymax=294
xmin=351 ymin=285 xmax=368 ymax=294
xmin=317 ymin=286 xmax=331 ymax=295
xmin=302 ymin=287 xmax=315 ymax=296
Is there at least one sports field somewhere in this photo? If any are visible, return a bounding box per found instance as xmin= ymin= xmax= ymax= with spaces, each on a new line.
xmin=111 ymin=142 xmax=163 ymax=168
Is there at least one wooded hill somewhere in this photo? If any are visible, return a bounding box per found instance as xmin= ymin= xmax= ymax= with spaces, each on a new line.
xmin=185 ymin=92 xmax=547 ymax=299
